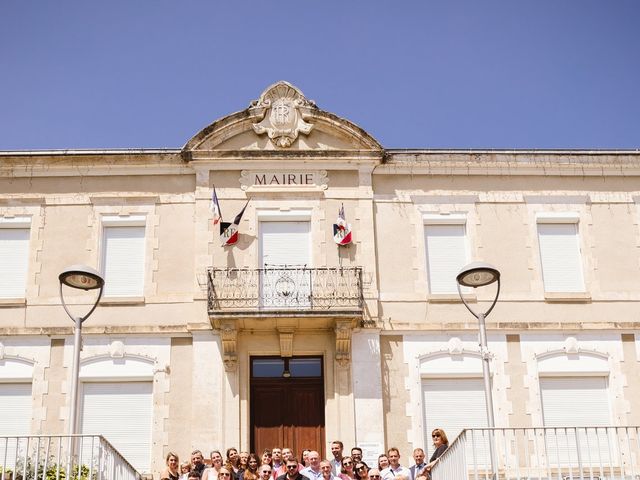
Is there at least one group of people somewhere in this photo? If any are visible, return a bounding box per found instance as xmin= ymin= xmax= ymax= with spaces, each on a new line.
xmin=161 ymin=430 xmax=449 ymax=480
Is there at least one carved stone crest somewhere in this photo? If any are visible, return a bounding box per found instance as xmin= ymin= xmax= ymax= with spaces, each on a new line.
xmin=251 ymin=81 xmax=316 ymax=148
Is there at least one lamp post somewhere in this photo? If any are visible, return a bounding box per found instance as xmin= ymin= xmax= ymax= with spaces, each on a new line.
xmin=59 ymin=265 xmax=105 ymax=436
xmin=456 ymin=261 xmax=500 ymax=477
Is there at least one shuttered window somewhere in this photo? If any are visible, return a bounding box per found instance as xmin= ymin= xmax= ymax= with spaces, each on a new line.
xmin=0 ymin=383 xmax=32 ymax=467
xmin=422 ymin=378 xmax=489 ymax=465
xmin=540 ymin=376 xmax=611 ymax=464
xmin=537 ymin=221 xmax=585 ymax=292
xmin=424 ymin=222 xmax=468 ymax=294
xmin=81 ymin=382 xmax=153 ymax=473
xmin=102 ymin=221 xmax=146 ymax=297
xmin=259 ymin=221 xmax=311 ymax=308
xmin=259 ymin=221 xmax=310 ymax=267
xmin=0 ymin=220 xmax=30 ymax=298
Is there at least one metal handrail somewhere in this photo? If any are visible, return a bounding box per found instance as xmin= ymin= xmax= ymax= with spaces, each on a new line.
xmin=0 ymin=434 xmax=142 ymax=480
xmin=431 ymin=426 xmax=640 ymax=480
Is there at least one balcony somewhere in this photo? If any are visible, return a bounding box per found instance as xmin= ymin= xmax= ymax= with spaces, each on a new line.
xmin=207 ymin=266 xmax=363 ymax=317
xmin=431 ymin=426 xmax=640 ymax=480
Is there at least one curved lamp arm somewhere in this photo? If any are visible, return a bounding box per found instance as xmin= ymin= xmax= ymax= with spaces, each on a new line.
xmin=59 ymin=282 xmax=104 ymax=323
xmin=457 ymin=277 xmax=501 ymax=319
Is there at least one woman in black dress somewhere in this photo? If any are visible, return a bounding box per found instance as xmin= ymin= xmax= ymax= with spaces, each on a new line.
xmin=423 ymin=428 xmax=449 ymax=478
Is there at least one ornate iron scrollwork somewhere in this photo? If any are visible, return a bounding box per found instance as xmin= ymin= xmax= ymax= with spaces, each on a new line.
xmin=207 ymin=266 xmax=363 ymax=312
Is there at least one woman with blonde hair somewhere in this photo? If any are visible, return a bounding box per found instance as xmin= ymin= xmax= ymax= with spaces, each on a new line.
xmin=161 ymin=452 xmax=180 ymax=480
xmin=339 ymin=456 xmax=356 ymax=480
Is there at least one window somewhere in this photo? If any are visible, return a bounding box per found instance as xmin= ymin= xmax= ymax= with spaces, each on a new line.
xmin=259 ymin=220 xmax=310 ymax=267
xmin=540 ymin=376 xmax=611 ymax=464
xmin=0 ymin=358 xmax=34 ymax=469
xmin=424 ymin=215 xmax=468 ymax=294
xmin=101 ymin=215 xmax=146 ymax=297
xmin=0 ymin=217 xmax=31 ymax=298
xmin=422 ymin=377 xmax=489 ymax=465
xmin=259 ymin=219 xmax=311 ymax=308
xmin=537 ymin=214 xmax=585 ymax=292
xmin=81 ymin=381 xmax=153 ymax=473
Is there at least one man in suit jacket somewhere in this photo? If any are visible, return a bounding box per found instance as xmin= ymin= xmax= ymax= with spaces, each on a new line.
xmin=409 ymin=449 xmax=426 ymax=480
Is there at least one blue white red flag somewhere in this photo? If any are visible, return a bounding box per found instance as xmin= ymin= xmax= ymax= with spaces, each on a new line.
xmin=333 ymin=204 xmax=352 ymax=246
xmin=220 ymin=200 xmax=249 ymax=246
xmin=210 ymin=186 xmax=222 ymax=225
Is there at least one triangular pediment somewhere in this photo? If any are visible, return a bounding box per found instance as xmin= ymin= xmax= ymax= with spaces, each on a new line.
xmin=182 ymin=81 xmax=382 ymax=155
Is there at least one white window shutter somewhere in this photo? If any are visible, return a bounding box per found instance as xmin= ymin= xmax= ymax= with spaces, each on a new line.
xmin=0 ymin=228 xmax=30 ymax=298
xmin=424 ymin=224 xmax=468 ymax=294
xmin=422 ymin=378 xmax=488 ymax=464
xmin=102 ymin=226 xmax=146 ymax=297
xmin=540 ymin=376 xmax=610 ymax=426
xmin=540 ymin=376 xmax=611 ymax=464
xmin=81 ymin=382 xmax=153 ymax=473
xmin=0 ymin=383 xmax=32 ymax=468
xmin=259 ymin=221 xmax=311 ymax=267
xmin=259 ymin=221 xmax=311 ymax=308
xmin=537 ymin=223 xmax=585 ymax=292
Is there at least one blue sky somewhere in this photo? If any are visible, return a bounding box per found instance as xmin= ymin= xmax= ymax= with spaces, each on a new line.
xmin=1 ymin=1 xmax=638 ymax=150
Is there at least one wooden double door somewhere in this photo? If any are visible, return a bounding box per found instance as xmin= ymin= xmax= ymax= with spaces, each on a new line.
xmin=250 ymin=357 xmax=325 ymax=458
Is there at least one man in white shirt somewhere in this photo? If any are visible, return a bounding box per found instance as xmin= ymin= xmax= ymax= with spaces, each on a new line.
xmin=300 ymin=451 xmax=322 ymax=480
xmin=329 ymin=441 xmax=344 ymax=477
xmin=380 ymin=448 xmax=411 ymax=480
xmin=320 ymin=461 xmax=336 ymax=480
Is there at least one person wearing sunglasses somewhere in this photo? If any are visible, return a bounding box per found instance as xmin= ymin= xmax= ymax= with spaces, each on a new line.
xmin=274 ymin=447 xmax=304 ymax=478
xmin=276 ymin=459 xmax=306 ymax=480
xmin=423 ymin=429 xmax=449 ymax=478
xmin=367 ymin=469 xmax=381 ymax=480
xmin=353 ymin=461 xmax=369 ymax=480
xmin=218 ymin=467 xmax=233 ymax=480
xmin=339 ymin=456 xmax=356 ymax=480
xmin=259 ymin=465 xmax=273 ymax=480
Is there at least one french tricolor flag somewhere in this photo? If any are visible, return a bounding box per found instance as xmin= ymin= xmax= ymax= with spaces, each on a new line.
xmin=210 ymin=186 xmax=222 ymax=225
xmin=333 ymin=204 xmax=352 ymax=246
xmin=220 ymin=200 xmax=249 ymax=247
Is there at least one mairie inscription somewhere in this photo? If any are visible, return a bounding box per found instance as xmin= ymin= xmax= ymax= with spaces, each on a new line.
xmin=240 ymin=170 xmax=328 ymax=191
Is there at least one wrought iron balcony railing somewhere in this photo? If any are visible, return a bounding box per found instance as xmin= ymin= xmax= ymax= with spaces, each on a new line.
xmin=207 ymin=266 xmax=363 ymax=315
xmin=431 ymin=426 xmax=640 ymax=480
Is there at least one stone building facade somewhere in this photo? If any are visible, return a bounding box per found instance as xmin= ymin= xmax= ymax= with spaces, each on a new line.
xmin=1 ymin=81 xmax=639 ymax=475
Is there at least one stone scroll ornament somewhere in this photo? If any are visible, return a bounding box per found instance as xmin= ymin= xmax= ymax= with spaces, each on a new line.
xmin=251 ymin=81 xmax=316 ymax=148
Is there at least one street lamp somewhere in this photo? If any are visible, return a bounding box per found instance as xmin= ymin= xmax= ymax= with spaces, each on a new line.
xmin=59 ymin=265 xmax=105 ymax=436
xmin=456 ymin=261 xmax=500 ymax=477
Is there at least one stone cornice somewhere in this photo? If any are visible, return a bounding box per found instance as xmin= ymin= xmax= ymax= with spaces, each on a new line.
xmin=379 ymin=150 xmax=640 ymax=176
